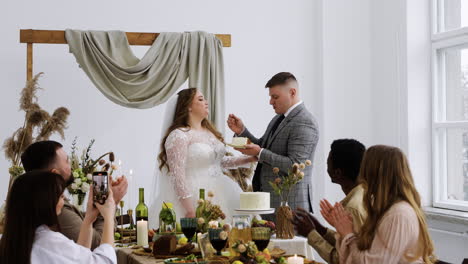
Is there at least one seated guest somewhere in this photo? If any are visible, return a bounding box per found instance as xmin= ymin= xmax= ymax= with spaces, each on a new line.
xmin=293 ymin=139 xmax=366 ymax=264
xmin=0 ymin=170 xmax=116 ymax=263
xmin=321 ymin=145 xmax=436 ymax=264
xmin=20 ymin=140 xmax=127 ymax=250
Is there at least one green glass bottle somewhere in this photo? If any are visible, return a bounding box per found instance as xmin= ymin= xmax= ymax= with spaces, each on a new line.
xmin=196 ymin=188 xmax=205 ymax=218
xmin=135 ymin=188 xmax=148 ymax=222
xmin=195 ymin=189 xmax=206 ymax=233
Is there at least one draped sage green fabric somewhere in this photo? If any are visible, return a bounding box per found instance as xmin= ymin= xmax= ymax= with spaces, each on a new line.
xmin=65 ymin=30 xmax=225 ymax=132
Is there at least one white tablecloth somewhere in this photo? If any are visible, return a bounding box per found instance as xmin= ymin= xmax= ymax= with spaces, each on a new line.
xmin=269 ymin=235 xmax=315 ymax=260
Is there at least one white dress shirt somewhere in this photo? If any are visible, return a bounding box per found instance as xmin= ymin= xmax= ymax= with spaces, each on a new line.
xmin=31 ymin=225 xmax=116 ymax=264
xmin=284 ymin=101 xmax=303 ymax=117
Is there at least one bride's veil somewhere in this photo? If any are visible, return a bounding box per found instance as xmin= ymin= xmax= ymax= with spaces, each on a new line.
xmin=149 ymin=94 xmax=178 ymax=228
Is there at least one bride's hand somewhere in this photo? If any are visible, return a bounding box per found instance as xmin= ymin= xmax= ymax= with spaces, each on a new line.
xmin=248 ymin=156 xmax=258 ymax=162
xmin=185 ymin=211 xmax=196 ymax=218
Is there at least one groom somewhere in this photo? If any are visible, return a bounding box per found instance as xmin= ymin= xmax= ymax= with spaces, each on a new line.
xmin=228 ymin=72 xmax=319 ymax=214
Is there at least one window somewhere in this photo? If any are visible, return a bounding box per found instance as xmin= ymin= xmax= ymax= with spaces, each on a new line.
xmin=432 ymin=0 xmax=468 ymax=211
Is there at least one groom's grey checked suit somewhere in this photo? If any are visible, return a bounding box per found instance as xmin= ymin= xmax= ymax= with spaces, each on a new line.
xmin=239 ymin=102 xmax=319 ymax=212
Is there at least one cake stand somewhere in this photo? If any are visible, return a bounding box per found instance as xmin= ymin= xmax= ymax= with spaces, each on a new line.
xmin=234 ymin=208 xmax=275 ymax=215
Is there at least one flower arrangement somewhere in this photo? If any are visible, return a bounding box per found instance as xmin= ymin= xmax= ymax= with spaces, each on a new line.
xmin=268 ymin=160 xmax=312 ymax=239
xmin=231 ymin=240 xmax=272 ymax=264
xmin=269 ymin=160 xmax=312 ymax=204
xmin=232 ymin=240 xmax=258 ymax=259
xmin=195 ymin=191 xmax=226 ymax=233
xmin=2 ymin=73 xmax=70 ymax=191
xmin=68 ymin=138 xmax=115 ymax=207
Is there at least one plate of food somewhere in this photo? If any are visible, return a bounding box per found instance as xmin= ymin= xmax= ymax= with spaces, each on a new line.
xmin=227 ymin=137 xmax=251 ymax=149
xmin=164 ymin=255 xmax=207 ymax=264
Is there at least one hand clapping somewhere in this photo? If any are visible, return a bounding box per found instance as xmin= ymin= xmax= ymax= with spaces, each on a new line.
xmin=292 ymin=208 xmax=316 ymax=237
xmin=320 ymin=199 xmax=354 ymax=237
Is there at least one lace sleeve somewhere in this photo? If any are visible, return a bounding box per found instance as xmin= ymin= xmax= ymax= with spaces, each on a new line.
xmin=165 ymin=129 xmax=192 ymax=200
xmin=221 ymin=149 xmax=253 ymax=169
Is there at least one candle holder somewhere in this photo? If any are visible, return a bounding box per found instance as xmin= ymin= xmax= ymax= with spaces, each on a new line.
xmin=119 ymin=200 xmax=125 ymax=240
xmin=127 ymin=209 xmax=135 ymax=229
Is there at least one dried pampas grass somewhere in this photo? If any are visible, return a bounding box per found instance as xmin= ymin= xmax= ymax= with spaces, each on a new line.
xmin=20 ymin=72 xmax=42 ymax=112
xmin=37 ymin=107 xmax=70 ymax=140
xmin=2 ymin=137 xmax=17 ymax=162
xmin=3 ymin=73 xmax=71 ymax=191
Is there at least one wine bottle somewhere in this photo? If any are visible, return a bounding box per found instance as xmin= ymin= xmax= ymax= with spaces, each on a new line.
xmin=135 ymin=188 xmax=148 ymax=222
xmin=196 ymin=189 xmax=205 ymax=218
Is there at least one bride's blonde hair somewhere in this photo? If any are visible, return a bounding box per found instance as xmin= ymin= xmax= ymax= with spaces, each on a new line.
xmin=158 ymin=88 xmax=224 ymax=171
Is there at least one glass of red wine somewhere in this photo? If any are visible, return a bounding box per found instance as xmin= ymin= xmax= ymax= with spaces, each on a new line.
xmin=208 ymin=228 xmax=228 ymax=256
xmin=180 ymin=218 xmax=198 ymax=242
xmin=251 ymin=227 xmax=271 ymax=251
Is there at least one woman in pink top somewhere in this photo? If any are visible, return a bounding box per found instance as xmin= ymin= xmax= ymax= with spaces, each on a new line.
xmin=321 ymin=145 xmax=436 ymax=264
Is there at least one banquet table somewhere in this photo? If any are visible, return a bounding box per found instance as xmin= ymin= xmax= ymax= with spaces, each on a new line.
xmin=117 ymin=248 xmax=163 ymax=264
xmin=116 ymin=235 xmax=318 ymax=264
xmin=269 ymin=235 xmax=316 ymax=260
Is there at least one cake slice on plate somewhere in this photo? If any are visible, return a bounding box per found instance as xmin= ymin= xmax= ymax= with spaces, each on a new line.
xmin=228 ymin=137 xmax=251 ymax=148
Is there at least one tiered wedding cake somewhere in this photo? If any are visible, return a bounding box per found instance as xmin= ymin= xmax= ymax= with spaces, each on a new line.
xmin=239 ymin=192 xmax=270 ymax=210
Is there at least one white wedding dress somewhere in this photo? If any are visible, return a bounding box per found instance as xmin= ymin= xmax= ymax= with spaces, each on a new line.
xmin=149 ymin=128 xmax=251 ymax=228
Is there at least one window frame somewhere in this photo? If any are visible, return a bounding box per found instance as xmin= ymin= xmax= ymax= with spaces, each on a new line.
xmin=431 ymin=0 xmax=468 ymax=212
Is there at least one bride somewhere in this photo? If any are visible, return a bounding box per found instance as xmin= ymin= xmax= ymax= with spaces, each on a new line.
xmin=150 ymin=88 xmax=256 ymax=227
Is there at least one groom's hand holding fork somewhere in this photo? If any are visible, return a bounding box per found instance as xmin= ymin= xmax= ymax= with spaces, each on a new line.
xmin=227 ymin=114 xmax=244 ymax=134
xmin=228 ymin=114 xmax=262 ymax=157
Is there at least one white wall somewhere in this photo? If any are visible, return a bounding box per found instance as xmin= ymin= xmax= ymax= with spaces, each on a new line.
xmin=0 ymin=0 xmax=321 ymax=213
xmin=320 ymin=0 xmax=373 ymax=203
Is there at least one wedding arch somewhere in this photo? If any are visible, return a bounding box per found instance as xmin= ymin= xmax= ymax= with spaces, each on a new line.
xmin=19 ymin=29 xmax=231 ymax=131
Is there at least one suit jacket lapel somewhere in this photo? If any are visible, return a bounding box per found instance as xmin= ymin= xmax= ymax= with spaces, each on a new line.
xmin=262 ymin=116 xmax=278 ymax=148
xmin=267 ymin=103 xmax=305 ymax=148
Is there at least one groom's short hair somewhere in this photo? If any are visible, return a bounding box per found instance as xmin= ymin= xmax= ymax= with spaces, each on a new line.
xmin=21 ymin=140 xmax=63 ymax=172
xmin=265 ymin=72 xmax=297 ymax=88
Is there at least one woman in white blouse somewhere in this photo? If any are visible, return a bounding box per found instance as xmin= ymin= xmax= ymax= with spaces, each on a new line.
xmin=321 ymin=145 xmax=437 ymax=264
xmin=0 ymin=170 xmax=116 ymax=264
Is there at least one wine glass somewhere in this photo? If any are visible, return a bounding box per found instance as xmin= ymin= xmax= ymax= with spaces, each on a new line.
xmin=208 ymin=228 xmax=228 ymax=256
xmin=251 ymin=227 xmax=271 ymax=251
xmin=180 ymin=218 xmax=197 ymax=242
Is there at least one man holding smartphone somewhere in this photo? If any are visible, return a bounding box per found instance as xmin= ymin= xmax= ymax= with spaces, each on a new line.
xmin=21 ymin=140 xmax=128 ymax=250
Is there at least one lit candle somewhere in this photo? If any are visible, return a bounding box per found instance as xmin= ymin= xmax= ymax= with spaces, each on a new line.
xmin=137 ymin=219 xmax=148 ymax=246
xmin=287 ymin=254 xmax=304 ymax=264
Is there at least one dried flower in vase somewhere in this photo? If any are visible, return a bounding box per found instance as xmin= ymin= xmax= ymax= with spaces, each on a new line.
xmin=268 ymin=161 xmax=312 ymax=204
xmin=269 ymin=160 xmax=312 ymax=239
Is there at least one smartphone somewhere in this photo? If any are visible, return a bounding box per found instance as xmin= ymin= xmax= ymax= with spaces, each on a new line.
xmin=92 ymin=171 xmax=108 ymax=205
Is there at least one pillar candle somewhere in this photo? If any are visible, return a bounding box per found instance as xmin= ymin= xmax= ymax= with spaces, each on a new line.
xmin=287 ymin=254 xmax=304 ymax=264
xmin=137 ymin=220 xmax=148 ymax=246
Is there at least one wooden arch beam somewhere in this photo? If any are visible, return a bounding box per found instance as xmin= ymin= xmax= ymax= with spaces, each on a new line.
xmin=20 ymin=29 xmax=232 ymax=81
